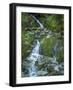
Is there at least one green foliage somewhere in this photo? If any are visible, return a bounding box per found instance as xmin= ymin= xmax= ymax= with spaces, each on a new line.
xmin=22 ymin=13 xmax=38 ymax=30
xmin=40 ymin=36 xmax=57 ymax=57
xmin=22 ymin=30 xmax=34 ymax=59
xmin=40 ymin=14 xmax=64 ymax=32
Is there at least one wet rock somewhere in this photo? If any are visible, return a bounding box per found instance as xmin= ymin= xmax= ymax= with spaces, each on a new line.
xmin=37 ymin=71 xmax=48 ymax=76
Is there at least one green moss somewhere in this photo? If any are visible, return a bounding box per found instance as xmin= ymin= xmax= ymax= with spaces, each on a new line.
xmin=40 ymin=36 xmax=57 ymax=57
xmin=56 ymin=48 xmax=64 ymax=63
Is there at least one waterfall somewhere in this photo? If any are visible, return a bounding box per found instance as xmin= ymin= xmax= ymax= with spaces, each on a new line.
xmin=28 ymin=15 xmax=44 ymax=76
xmin=26 ymin=15 xmax=44 ymax=77
xmin=22 ymin=15 xmax=64 ymax=77
xmin=28 ymin=40 xmax=40 ymax=61
xmin=31 ymin=15 xmax=44 ymax=30
xmin=27 ymin=40 xmax=40 ymax=76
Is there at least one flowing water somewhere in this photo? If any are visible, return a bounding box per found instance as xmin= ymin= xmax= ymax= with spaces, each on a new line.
xmin=27 ymin=40 xmax=40 ymax=76
xmin=31 ymin=15 xmax=44 ymax=29
xmin=24 ymin=15 xmax=64 ymax=77
xmin=26 ymin=15 xmax=43 ymax=76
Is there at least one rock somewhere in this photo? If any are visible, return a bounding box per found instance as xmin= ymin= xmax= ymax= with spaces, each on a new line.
xmin=21 ymin=72 xmax=29 ymax=77
xmin=37 ymin=71 xmax=48 ymax=76
xmin=22 ymin=59 xmax=32 ymax=68
xmin=37 ymin=55 xmax=58 ymax=65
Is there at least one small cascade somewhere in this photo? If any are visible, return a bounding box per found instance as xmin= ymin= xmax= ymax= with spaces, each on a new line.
xmin=31 ymin=15 xmax=44 ymax=30
xmin=27 ymin=40 xmax=40 ymax=76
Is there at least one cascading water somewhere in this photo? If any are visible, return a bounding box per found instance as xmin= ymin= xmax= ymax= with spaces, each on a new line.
xmin=31 ymin=15 xmax=44 ymax=30
xmin=27 ymin=40 xmax=40 ymax=76
xmin=24 ymin=15 xmax=64 ymax=77
xmin=26 ymin=15 xmax=44 ymax=77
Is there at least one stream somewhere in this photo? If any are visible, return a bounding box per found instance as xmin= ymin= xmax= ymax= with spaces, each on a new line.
xmin=27 ymin=40 xmax=40 ymax=76
xmin=22 ymin=15 xmax=64 ymax=77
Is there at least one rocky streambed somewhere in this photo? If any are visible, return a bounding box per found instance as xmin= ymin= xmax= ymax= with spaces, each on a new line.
xmin=22 ymin=54 xmax=64 ymax=77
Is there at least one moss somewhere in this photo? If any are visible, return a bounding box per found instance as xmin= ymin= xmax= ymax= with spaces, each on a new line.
xmin=56 ymin=48 xmax=64 ymax=63
xmin=40 ymin=36 xmax=57 ymax=57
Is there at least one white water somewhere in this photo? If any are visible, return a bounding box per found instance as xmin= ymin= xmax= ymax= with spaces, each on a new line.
xmin=27 ymin=40 xmax=40 ymax=76
xmin=31 ymin=15 xmax=44 ymax=30
xmin=27 ymin=15 xmax=43 ymax=76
